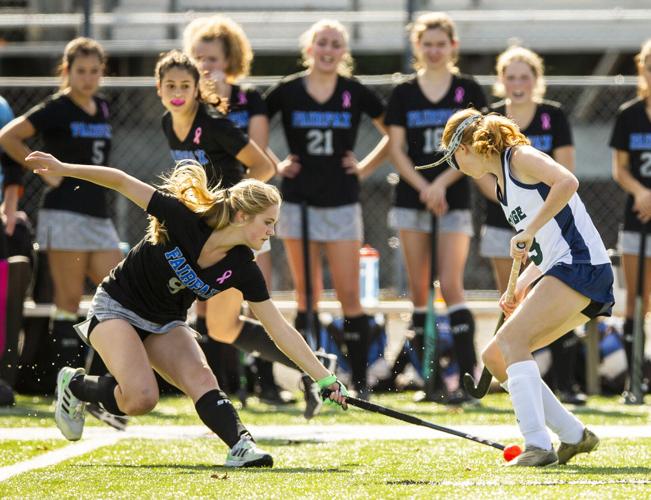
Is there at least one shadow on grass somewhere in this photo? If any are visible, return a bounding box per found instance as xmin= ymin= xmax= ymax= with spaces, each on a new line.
xmin=571 ymin=407 xmax=648 ymax=420
xmin=78 ymin=463 xmax=346 ymax=474
xmin=545 ymin=466 xmax=651 ymax=475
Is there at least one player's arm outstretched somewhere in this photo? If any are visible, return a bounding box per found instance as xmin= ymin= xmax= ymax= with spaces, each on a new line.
xmin=248 ymin=299 xmax=348 ymax=408
xmin=25 ymin=151 xmax=155 ymax=210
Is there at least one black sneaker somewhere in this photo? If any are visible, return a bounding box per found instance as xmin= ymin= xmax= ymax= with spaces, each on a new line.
xmin=86 ymin=402 xmax=129 ymax=431
xmin=559 ymin=390 xmax=588 ymax=406
xmin=258 ymin=386 xmax=296 ymax=405
xmin=446 ymin=388 xmax=480 ymax=407
xmin=0 ymin=379 xmax=15 ymax=407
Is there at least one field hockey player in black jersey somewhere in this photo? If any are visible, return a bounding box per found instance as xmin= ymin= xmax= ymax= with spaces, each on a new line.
xmin=265 ymin=19 xmax=389 ymax=399
xmin=483 ymin=46 xmax=586 ymax=406
xmin=610 ymin=39 xmax=651 ymax=402
xmin=25 ymin=151 xmax=348 ymax=468
xmin=0 ymin=38 xmax=123 ymax=397
xmin=384 ymin=12 xmax=487 ymax=404
xmin=182 ymin=15 xmax=299 ymax=408
xmin=156 ymin=50 xmax=327 ymax=415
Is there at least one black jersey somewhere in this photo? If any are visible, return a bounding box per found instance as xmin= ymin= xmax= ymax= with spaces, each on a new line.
xmin=101 ymin=190 xmax=269 ymax=324
xmin=610 ymin=97 xmax=651 ymax=232
xmin=486 ymin=100 xmax=573 ymax=228
xmin=226 ymin=85 xmax=267 ymax=131
xmin=25 ymin=93 xmax=112 ymax=218
xmin=162 ymin=103 xmax=249 ymax=189
xmin=265 ymin=72 xmax=384 ymax=207
xmin=384 ymin=74 xmax=487 ymax=210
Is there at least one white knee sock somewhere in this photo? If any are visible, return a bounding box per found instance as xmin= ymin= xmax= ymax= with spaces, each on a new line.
xmin=506 ymin=360 xmax=552 ymax=450
xmin=539 ymin=380 xmax=584 ymax=444
xmin=501 ymin=379 xmax=584 ymax=445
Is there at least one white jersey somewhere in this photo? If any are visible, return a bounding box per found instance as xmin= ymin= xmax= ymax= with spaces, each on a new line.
xmin=498 ymin=147 xmax=610 ymax=273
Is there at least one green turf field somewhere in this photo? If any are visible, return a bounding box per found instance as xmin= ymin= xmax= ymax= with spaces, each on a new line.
xmin=1 ymin=393 xmax=650 ymax=498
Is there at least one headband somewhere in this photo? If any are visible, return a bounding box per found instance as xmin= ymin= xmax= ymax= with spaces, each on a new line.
xmin=415 ymin=113 xmax=482 ymax=171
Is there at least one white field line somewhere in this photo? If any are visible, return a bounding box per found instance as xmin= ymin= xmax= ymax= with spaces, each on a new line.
xmin=0 ymin=435 xmax=119 ymax=482
xmin=2 ymin=424 xmax=651 ymax=483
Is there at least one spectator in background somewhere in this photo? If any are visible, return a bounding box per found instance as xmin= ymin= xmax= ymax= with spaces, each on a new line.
xmin=265 ymin=19 xmax=388 ymax=399
xmin=482 ymin=46 xmax=586 ymax=405
xmin=182 ymin=15 xmax=290 ymax=406
xmin=384 ymin=12 xmax=487 ymax=404
xmin=610 ymin=38 xmax=651 ymax=402
xmin=0 ymin=38 xmax=122 ymax=389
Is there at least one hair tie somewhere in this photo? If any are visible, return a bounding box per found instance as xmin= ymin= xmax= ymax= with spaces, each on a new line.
xmin=224 ymin=188 xmax=231 ymax=200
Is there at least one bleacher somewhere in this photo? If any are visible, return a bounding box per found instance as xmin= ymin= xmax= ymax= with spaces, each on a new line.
xmin=1 ymin=1 xmax=650 ymax=56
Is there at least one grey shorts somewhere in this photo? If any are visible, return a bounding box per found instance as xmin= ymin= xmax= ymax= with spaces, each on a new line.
xmin=618 ymin=230 xmax=651 ymax=257
xmin=277 ymin=202 xmax=363 ymax=241
xmin=387 ymin=207 xmax=474 ymax=237
xmin=37 ymin=209 xmax=120 ymax=251
xmin=76 ymin=286 xmax=188 ymax=347
xmin=480 ymin=225 xmax=514 ymax=258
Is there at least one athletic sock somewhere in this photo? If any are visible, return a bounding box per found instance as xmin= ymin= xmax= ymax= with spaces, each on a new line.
xmin=410 ymin=310 xmax=445 ymax=391
xmin=410 ymin=311 xmax=426 ymax=364
xmin=539 ymin=379 xmax=584 ymax=444
xmin=194 ymin=389 xmax=250 ymax=448
xmin=294 ymin=311 xmax=321 ymax=348
xmin=69 ymin=373 xmax=125 ymax=416
xmin=623 ymin=317 xmax=634 ymax=384
xmin=550 ymin=331 xmax=580 ymax=393
xmin=501 ymin=379 xmax=583 ymax=444
xmin=448 ymin=305 xmax=476 ymax=387
xmin=506 ymin=360 xmax=552 ymax=450
xmin=343 ymin=315 xmax=370 ymax=391
xmin=233 ymin=318 xmax=300 ymax=371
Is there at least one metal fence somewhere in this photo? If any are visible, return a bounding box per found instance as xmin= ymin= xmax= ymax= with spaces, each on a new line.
xmin=0 ymin=75 xmax=635 ymax=294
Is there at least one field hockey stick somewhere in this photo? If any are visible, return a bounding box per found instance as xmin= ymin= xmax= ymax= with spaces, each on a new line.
xmin=629 ymin=223 xmax=648 ymax=404
xmin=462 ymin=242 xmax=525 ymax=398
xmin=322 ymin=389 xmax=521 ymax=460
xmin=422 ymin=214 xmax=439 ymax=400
xmin=300 ymin=200 xmax=318 ymax=351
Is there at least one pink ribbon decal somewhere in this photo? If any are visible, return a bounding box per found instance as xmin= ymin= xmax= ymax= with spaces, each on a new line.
xmin=100 ymin=101 xmax=109 ymax=119
xmin=238 ymin=91 xmax=247 ymax=105
xmin=541 ymin=113 xmax=551 ymax=130
xmin=454 ymin=87 xmax=465 ymax=104
xmin=216 ymin=270 xmax=232 ymax=284
xmin=342 ymin=90 xmax=352 ymax=109
xmin=193 ymin=127 xmax=202 ymax=145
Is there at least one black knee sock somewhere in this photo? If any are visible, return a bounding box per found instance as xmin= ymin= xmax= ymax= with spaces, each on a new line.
xmin=411 ymin=311 xmax=445 ymax=391
xmin=294 ymin=311 xmax=322 ymax=346
xmin=623 ymin=317 xmax=634 ymax=383
xmin=550 ymin=331 xmax=580 ymax=393
xmin=256 ymin=359 xmax=277 ymax=392
xmin=233 ymin=318 xmax=300 ymax=371
xmin=194 ymin=389 xmax=250 ymax=448
xmin=69 ymin=373 xmax=125 ymax=416
xmin=343 ymin=315 xmax=370 ymax=390
xmin=448 ymin=307 xmax=476 ymax=387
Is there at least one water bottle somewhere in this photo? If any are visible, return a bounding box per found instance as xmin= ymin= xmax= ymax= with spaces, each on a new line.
xmin=359 ymin=244 xmax=380 ymax=307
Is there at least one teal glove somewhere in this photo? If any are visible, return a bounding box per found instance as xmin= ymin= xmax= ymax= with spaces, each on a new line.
xmin=317 ymin=374 xmax=349 ymax=408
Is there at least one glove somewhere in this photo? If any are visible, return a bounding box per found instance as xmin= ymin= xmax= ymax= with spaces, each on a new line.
xmin=317 ymin=374 xmax=349 ymax=409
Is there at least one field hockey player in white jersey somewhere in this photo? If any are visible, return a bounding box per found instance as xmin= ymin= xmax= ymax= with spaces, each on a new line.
xmin=418 ymin=108 xmax=614 ymax=467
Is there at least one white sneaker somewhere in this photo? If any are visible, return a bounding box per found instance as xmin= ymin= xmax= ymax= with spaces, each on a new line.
xmin=225 ymin=436 xmax=273 ymax=468
xmin=54 ymin=367 xmax=86 ymax=441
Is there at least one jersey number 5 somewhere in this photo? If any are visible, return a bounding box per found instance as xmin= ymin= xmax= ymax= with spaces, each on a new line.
xmin=92 ymin=140 xmax=106 ymax=164
xmin=529 ymin=238 xmax=543 ymax=266
xmin=306 ymin=129 xmax=333 ymax=156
